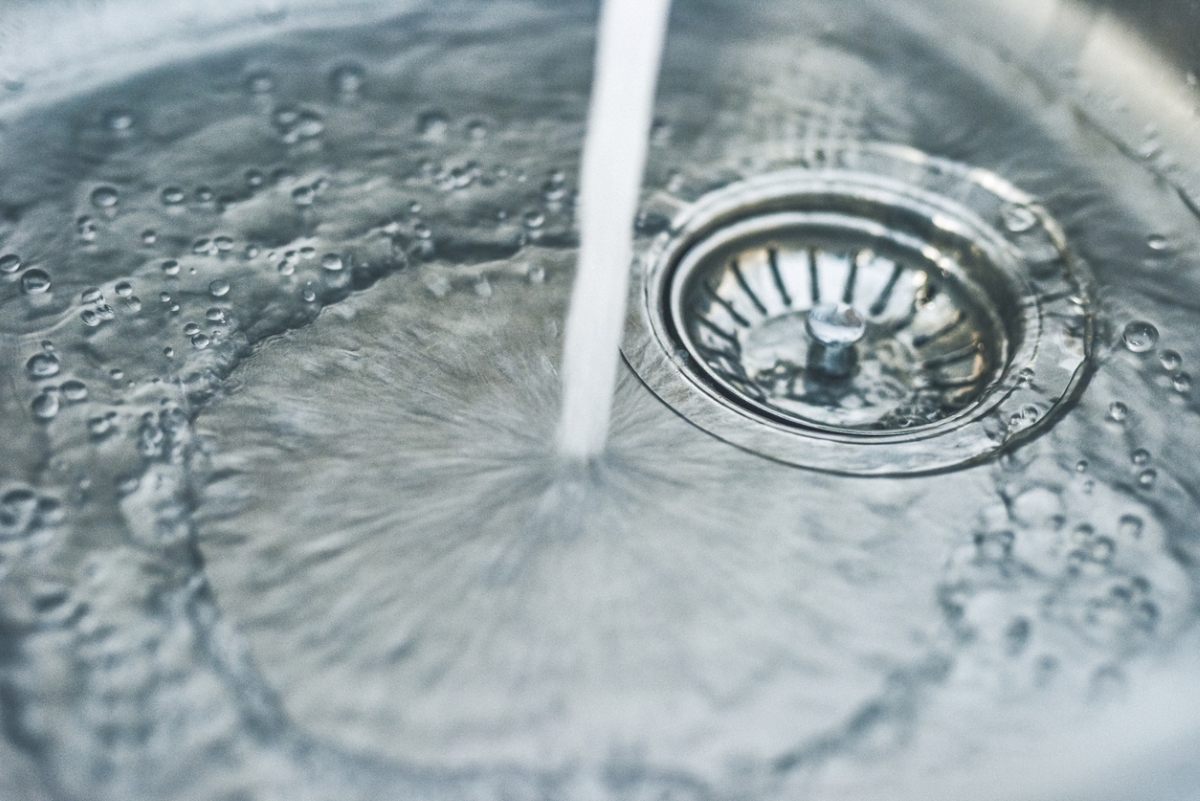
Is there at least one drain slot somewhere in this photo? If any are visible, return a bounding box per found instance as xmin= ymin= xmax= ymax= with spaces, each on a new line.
xmin=625 ymin=146 xmax=1093 ymax=475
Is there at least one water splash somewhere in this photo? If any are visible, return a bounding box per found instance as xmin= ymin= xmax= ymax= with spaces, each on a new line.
xmin=556 ymin=0 xmax=672 ymax=460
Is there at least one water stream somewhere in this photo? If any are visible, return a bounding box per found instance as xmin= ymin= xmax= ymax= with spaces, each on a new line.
xmin=0 ymin=1 xmax=1199 ymax=799
xmin=556 ymin=0 xmax=671 ymax=459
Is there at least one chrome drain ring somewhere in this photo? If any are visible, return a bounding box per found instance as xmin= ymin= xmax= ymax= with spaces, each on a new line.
xmin=623 ymin=145 xmax=1094 ymax=475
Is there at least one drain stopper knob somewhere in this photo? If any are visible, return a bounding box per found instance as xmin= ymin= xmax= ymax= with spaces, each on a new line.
xmin=805 ymin=302 xmax=866 ymax=379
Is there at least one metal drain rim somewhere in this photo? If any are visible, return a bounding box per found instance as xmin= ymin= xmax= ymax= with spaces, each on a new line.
xmin=622 ymin=145 xmax=1094 ymax=475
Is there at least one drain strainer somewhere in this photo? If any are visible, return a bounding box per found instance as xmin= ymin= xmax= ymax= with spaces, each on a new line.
xmin=624 ymin=146 xmax=1093 ymax=474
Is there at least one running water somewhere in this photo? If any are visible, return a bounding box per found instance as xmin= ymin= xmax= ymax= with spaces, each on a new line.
xmin=556 ymin=0 xmax=672 ymax=459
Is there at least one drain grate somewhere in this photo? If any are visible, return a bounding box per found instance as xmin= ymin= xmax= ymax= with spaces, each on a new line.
xmin=624 ymin=146 xmax=1094 ymax=475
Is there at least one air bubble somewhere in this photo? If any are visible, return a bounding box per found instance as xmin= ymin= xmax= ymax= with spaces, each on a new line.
xmin=0 ymin=254 xmax=20 ymax=273
xmin=90 ymin=186 xmax=119 ymax=209
xmin=321 ymin=253 xmax=344 ymax=271
xmin=31 ymin=392 xmax=59 ymax=421
xmin=209 ymin=279 xmax=231 ymax=297
xmin=1108 ymin=401 xmax=1128 ymax=422
xmin=20 ymin=268 xmax=51 ymax=294
xmin=26 ymin=352 xmax=60 ymax=379
xmin=1122 ymin=321 xmax=1159 ymax=353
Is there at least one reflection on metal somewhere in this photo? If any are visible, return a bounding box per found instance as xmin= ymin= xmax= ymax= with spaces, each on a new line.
xmin=624 ymin=145 xmax=1095 ymax=475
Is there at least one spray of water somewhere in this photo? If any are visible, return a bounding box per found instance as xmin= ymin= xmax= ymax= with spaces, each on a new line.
xmin=556 ymin=0 xmax=672 ymax=460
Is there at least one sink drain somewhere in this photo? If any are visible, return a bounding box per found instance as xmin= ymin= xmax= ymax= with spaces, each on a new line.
xmin=624 ymin=145 xmax=1094 ymax=474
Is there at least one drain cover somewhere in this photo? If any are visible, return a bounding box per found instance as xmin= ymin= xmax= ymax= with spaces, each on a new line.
xmin=624 ymin=146 xmax=1094 ymax=475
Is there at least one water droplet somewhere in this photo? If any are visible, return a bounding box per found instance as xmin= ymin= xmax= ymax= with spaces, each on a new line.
xmin=195 ymin=186 xmax=214 ymax=203
xmin=245 ymin=70 xmax=275 ymax=94
xmin=1075 ymin=459 xmax=1088 ymax=473
xmin=292 ymin=185 xmax=315 ymax=206
xmin=1108 ymin=401 xmax=1128 ymax=422
xmin=193 ymin=238 xmax=215 ymax=256
xmin=115 ymin=281 xmax=134 ymax=297
xmin=321 ymin=253 xmax=344 ymax=271
xmin=206 ymin=307 xmax=226 ymax=323
xmin=467 ymin=119 xmax=488 ymax=141
xmin=1119 ymin=514 xmax=1144 ymax=539
xmin=140 ymin=229 xmax=157 ymax=245
xmin=1147 ymin=234 xmax=1170 ymax=251
xmin=163 ymin=347 xmax=175 ymax=357
xmin=87 ymin=416 xmax=112 ymax=438
xmin=1159 ymin=350 xmax=1182 ymax=371
xmin=1002 ymin=205 xmax=1037 ymax=233
xmin=90 ymin=186 xmax=119 ymax=209
xmin=31 ymin=392 xmax=59 ymax=421
xmin=474 ymin=278 xmax=493 ymax=299
xmin=161 ymin=259 xmax=180 ymax=276
xmin=1131 ymin=449 xmax=1151 ymax=466
xmin=214 ymin=236 xmax=234 ymax=253
xmin=417 ymin=110 xmax=450 ymax=141
xmin=244 ymin=244 xmax=262 ymax=259
xmin=523 ymin=210 xmax=545 ymax=229
xmin=77 ymin=216 xmax=98 ymax=241
xmin=277 ymin=261 xmax=295 ymax=276
xmin=273 ymin=107 xmax=324 ymax=144
xmin=161 ymin=187 xmax=185 ymax=205
xmin=81 ymin=287 xmax=102 ymax=303
xmin=60 ymin=380 xmax=87 ymax=402
xmin=1137 ymin=468 xmax=1158 ymax=490
xmin=408 ymin=201 xmax=422 ymax=215
xmin=245 ymin=169 xmax=265 ymax=188
xmin=80 ymin=309 xmax=100 ymax=327
xmin=1174 ymin=372 xmax=1192 ymax=393
xmin=26 ymin=352 xmax=60 ymax=379
xmin=109 ymin=368 xmax=124 ymax=381
xmin=0 ymin=253 xmax=20 ymax=273
xmin=183 ymin=322 xmax=200 ymax=336
xmin=0 ymin=488 xmax=40 ymax=540
xmin=302 ymin=287 xmax=317 ymax=302
xmin=209 ymin=279 xmax=231 ymax=298
xmin=104 ymin=109 xmax=135 ymax=131
xmin=1122 ymin=321 xmax=1159 ymax=353
xmin=527 ymin=264 xmax=546 ymax=284
xmin=191 ymin=333 xmax=211 ymax=350
xmin=126 ymin=296 xmax=141 ymax=312
xmin=20 ymin=268 xmax=51 ymax=294
xmin=160 ymin=291 xmax=172 ymax=303
xmin=330 ymin=63 xmax=365 ymax=95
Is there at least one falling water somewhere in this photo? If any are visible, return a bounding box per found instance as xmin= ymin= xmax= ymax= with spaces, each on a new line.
xmin=556 ymin=0 xmax=672 ymax=459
